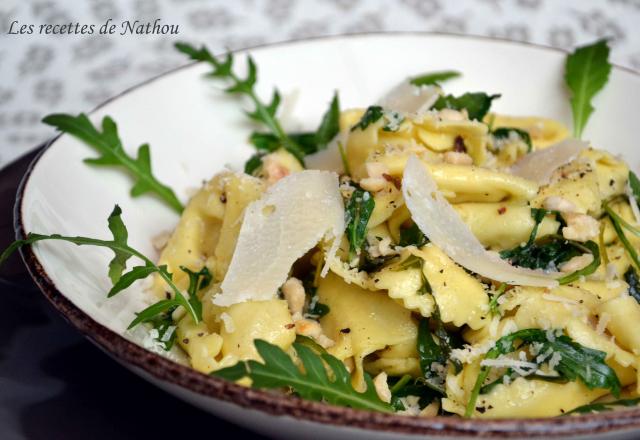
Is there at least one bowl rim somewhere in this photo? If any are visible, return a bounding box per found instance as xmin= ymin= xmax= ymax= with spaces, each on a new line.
xmin=15 ymin=31 xmax=640 ymax=438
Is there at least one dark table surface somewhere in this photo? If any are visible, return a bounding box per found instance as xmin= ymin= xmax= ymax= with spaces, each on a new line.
xmin=0 ymin=149 xmax=266 ymax=440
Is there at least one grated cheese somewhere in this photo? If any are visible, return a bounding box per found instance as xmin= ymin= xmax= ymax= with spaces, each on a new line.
xmin=509 ymin=138 xmax=587 ymax=185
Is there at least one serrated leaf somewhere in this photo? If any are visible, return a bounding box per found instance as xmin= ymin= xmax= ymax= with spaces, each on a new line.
xmin=492 ymin=127 xmax=532 ymax=152
xmin=465 ymin=328 xmax=620 ymax=417
xmin=564 ymin=397 xmax=640 ymax=415
xmin=129 ymin=299 xmax=179 ymax=329
xmin=179 ymin=265 xmax=211 ymax=322
xmin=565 ymin=39 xmax=611 ymax=139
xmin=212 ymin=339 xmax=392 ymax=412
xmin=432 ymin=92 xmax=500 ymax=121
xmin=604 ymin=201 xmax=640 ymax=270
xmin=315 ymin=92 xmax=340 ymax=148
xmin=345 ymin=188 xmax=375 ymax=259
xmin=244 ymin=152 xmax=265 ymax=175
xmin=176 ymin=42 xmax=305 ymax=165
xmin=499 ymin=209 xmax=600 ymax=283
xmin=351 ymin=106 xmax=384 ymax=132
xmin=108 ymin=264 xmax=157 ymax=297
xmin=0 ymin=205 xmax=200 ymax=328
xmin=410 ymin=70 xmax=461 ymax=87
xmin=629 ymin=171 xmax=640 ymax=207
xmin=214 ymin=361 xmax=249 ymax=381
xmin=107 ymin=205 xmax=131 ymax=283
xmin=42 ymin=114 xmax=183 ymax=213
xmin=624 ymin=266 xmax=640 ymax=304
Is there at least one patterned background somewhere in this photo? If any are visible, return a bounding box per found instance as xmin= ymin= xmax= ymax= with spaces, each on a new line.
xmin=1 ymin=0 xmax=639 ymax=167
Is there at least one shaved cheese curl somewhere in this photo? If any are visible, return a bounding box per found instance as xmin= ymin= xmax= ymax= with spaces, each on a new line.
xmin=214 ymin=170 xmax=344 ymax=306
xmin=402 ymin=155 xmax=559 ymax=288
xmin=378 ymin=81 xmax=440 ymax=115
xmin=509 ymin=138 xmax=588 ymax=185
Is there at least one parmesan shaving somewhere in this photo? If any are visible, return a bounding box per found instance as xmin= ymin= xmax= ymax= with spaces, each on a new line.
xmin=377 ymin=81 xmax=440 ymax=115
xmin=214 ymin=171 xmax=344 ymax=306
xmin=509 ymin=138 xmax=587 ymax=185
xmin=402 ymin=155 xmax=560 ymax=288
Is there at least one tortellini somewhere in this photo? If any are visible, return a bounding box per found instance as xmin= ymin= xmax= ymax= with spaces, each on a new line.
xmin=318 ymin=272 xmax=418 ymax=389
xmin=149 ymin=98 xmax=640 ymax=421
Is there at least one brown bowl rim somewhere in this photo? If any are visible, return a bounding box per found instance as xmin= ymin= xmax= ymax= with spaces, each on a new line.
xmin=15 ymin=32 xmax=640 ymax=438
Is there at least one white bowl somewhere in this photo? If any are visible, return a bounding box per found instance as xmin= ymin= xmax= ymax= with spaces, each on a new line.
xmin=17 ymin=33 xmax=640 ymax=439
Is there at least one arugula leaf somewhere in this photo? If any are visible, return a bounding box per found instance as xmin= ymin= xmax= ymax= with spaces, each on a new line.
xmin=465 ymin=328 xmax=621 ymax=417
xmin=0 ymin=205 xmax=200 ymax=327
xmin=294 ymin=334 xmax=327 ymax=355
xmin=417 ymin=319 xmax=446 ymax=393
xmin=345 ymin=188 xmax=375 ymax=260
xmin=108 ymin=265 xmax=161 ymax=297
xmin=492 ymin=127 xmax=532 ymax=152
xmin=603 ymin=201 xmax=640 ymax=270
xmin=398 ymin=221 xmax=428 ymax=247
xmin=42 ymin=114 xmax=183 ymax=214
xmin=180 ymin=266 xmax=212 ymax=321
xmin=304 ymin=283 xmax=330 ymax=319
xmin=175 ymin=43 xmax=305 ymax=164
xmin=432 ymin=93 xmax=500 ymax=121
xmin=565 ymin=39 xmax=612 ymax=139
xmin=499 ymin=209 xmax=600 ymax=282
xmin=143 ymin=305 xmax=178 ymax=351
xmin=389 ymin=375 xmax=439 ymax=411
xmin=488 ymin=283 xmax=507 ymax=316
xmin=396 ymin=255 xmax=432 ymax=295
xmin=315 ymin=92 xmax=341 ymax=148
xmin=351 ymin=106 xmax=384 ymax=132
xmin=249 ymin=132 xmax=316 ymax=153
xmin=410 ymin=70 xmax=461 ymax=87
xmin=248 ymin=92 xmax=341 ymax=158
xmin=213 ymin=339 xmax=392 ymax=412
xmin=624 ymin=267 xmax=640 ymax=304
xmin=556 ymin=240 xmax=600 ymax=284
xmin=134 ymin=264 xmax=210 ymax=351
xmin=629 ymin=171 xmax=640 ymax=207
xmin=244 ymin=152 xmax=266 ymax=175
xmin=564 ymin=397 xmax=640 ymax=415
xmin=338 ymin=141 xmax=350 ymax=175
xmin=350 ymin=106 xmax=403 ymax=133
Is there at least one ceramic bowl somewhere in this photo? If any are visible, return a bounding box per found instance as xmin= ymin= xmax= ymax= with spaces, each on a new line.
xmin=16 ymin=33 xmax=640 ymax=439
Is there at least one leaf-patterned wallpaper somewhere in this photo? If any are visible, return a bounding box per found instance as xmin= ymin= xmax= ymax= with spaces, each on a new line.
xmin=0 ymin=0 xmax=638 ymax=166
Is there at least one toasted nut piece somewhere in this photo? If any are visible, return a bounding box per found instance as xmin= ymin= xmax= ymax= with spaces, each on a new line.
xmin=420 ymin=400 xmax=440 ymax=417
xmin=359 ymin=176 xmax=388 ymax=192
xmin=365 ymin=162 xmax=390 ymax=178
xmin=439 ymin=108 xmax=467 ymax=121
xmin=562 ymin=213 xmax=599 ymax=242
xmin=543 ymin=196 xmax=577 ymax=213
xmin=559 ymin=253 xmax=594 ymax=273
xmin=295 ymin=318 xmax=335 ymax=348
xmin=262 ymin=154 xmax=290 ymax=184
xmin=282 ymin=277 xmax=305 ymax=317
xmin=368 ymin=236 xmax=397 ymax=258
xmin=443 ymin=151 xmax=473 ymax=166
xmin=373 ymin=372 xmax=392 ymax=403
